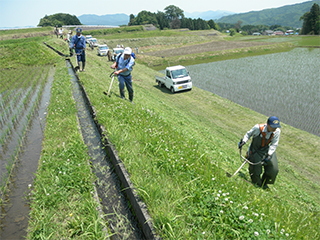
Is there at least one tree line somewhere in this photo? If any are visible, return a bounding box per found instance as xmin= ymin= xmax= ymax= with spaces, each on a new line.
xmin=128 ymin=5 xmax=218 ymax=30
xmin=129 ymin=4 xmax=319 ymax=35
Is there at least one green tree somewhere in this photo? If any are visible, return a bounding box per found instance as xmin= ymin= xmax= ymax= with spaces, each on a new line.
xmin=164 ymin=5 xmax=184 ymax=21
xmin=156 ymin=11 xmax=170 ymax=30
xmin=38 ymin=13 xmax=81 ymax=27
xmin=128 ymin=14 xmax=135 ymax=26
xmin=207 ymin=19 xmax=217 ymax=30
xmin=130 ymin=10 xmax=157 ymax=26
xmin=300 ymin=3 xmax=320 ymax=35
xmin=229 ymin=28 xmax=236 ymax=36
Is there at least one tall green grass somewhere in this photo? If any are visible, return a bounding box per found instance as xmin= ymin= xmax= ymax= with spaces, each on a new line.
xmin=72 ymin=44 xmax=319 ymax=238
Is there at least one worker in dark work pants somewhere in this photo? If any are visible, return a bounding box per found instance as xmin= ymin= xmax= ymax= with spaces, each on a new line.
xmin=110 ymin=47 xmax=135 ymax=103
xmin=238 ymin=116 xmax=281 ymax=189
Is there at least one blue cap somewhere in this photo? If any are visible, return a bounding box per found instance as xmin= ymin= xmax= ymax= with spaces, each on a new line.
xmin=76 ymin=28 xmax=82 ymax=33
xmin=267 ymin=116 xmax=281 ymax=128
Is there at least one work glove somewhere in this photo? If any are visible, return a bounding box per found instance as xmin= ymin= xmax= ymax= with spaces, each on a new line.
xmin=264 ymin=155 xmax=272 ymax=163
xmin=238 ymin=139 xmax=245 ymax=149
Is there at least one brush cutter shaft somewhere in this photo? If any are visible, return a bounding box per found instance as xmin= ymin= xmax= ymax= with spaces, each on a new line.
xmin=106 ymin=74 xmax=115 ymax=96
xmin=232 ymin=160 xmax=247 ymax=177
xmin=231 ymin=150 xmax=264 ymax=177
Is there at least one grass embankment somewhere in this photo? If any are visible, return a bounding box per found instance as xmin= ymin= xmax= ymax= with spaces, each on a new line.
xmin=1 ymin=34 xmax=108 ymax=239
xmin=68 ymin=29 xmax=320 ymax=238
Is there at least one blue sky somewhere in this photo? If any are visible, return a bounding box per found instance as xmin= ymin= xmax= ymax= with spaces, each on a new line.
xmin=0 ymin=0 xmax=311 ymax=28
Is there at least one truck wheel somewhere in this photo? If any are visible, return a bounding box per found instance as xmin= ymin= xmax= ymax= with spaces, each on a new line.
xmin=171 ymin=87 xmax=175 ymax=93
xmin=158 ymin=81 xmax=163 ymax=88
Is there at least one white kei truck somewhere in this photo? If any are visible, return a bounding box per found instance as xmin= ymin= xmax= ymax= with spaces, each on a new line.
xmin=155 ymin=65 xmax=192 ymax=93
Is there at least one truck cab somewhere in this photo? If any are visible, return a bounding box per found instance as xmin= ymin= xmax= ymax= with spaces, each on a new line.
xmin=155 ymin=65 xmax=192 ymax=93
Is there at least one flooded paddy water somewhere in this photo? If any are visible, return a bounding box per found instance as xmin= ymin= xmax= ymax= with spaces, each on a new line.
xmin=187 ymin=48 xmax=320 ymax=137
xmin=0 ymin=67 xmax=54 ymax=239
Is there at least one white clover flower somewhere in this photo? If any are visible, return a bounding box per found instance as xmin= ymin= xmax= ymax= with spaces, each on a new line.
xmin=28 ymin=184 xmax=32 ymax=188
xmin=254 ymin=231 xmax=259 ymax=236
xmin=215 ymin=197 xmax=219 ymax=200
xmin=225 ymin=198 xmax=229 ymax=201
xmin=239 ymin=215 xmax=245 ymax=220
xmin=266 ymin=229 xmax=271 ymax=234
xmin=281 ymin=229 xmax=285 ymax=233
xmin=253 ymin=212 xmax=259 ymax=217
xmin=212 ymin=178 xmax=215 ymax=181
xmin=43 ymin=161 xmax=46 ymax=163
xmin=230 ymin=201 xmax=233 ymax=204
xmin=243 ymin=206 xmax=249 ymax=210
xmin=248 ymin=219 xmax=253 ymax=223
xmin=59 ymin=171 xmax=62 ymax=174
xmin=261 ymin=213 xmax=265 ymax=216
xmin=217 ymin=193 xmax=220 ymax=197
xmin=285 ymin=233 xmax=289 ymax=237
xmin=220 ymin=210 xmax=224 ymax=214
xmin=226 ymin=192 xmax=229 ymax=195
xmin=67 ymin=159 xmax=70 ymax=162
xmin=219 ymin=190 xmax=222 ymax=193
xmin=222 ymin=193 xmax=226 ymax=196
xmin=202 ymin=232 xmax=205 ymax=235
xmin=47 ymin=193 xmax=50 ymax=196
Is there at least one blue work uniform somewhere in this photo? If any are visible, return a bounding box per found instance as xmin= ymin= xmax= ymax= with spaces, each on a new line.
xmin=70 ymin=34 xmax=86 ymax=62
xmin=115 ymin=53 xmax=135 ymax=101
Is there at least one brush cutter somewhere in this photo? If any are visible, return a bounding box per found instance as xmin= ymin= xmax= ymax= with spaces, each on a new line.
xmin=103 ymin=71 xmax=116 ymax=97
xmin=228 ymin=145 xmax=265 ymax=178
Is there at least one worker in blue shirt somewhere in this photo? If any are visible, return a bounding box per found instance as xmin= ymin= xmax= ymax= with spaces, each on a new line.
xmin=111 ymin=47 xmax=135 ymax=103
xmin=70 ymin=28 xmax=86 ymax=72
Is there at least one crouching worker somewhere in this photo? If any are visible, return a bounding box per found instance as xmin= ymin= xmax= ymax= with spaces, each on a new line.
xmin=238 ymin=116 xmax=281 ymax=189
xmin=70 ymin=28 xmax=86 ymax=72
xmin=111 ymin=47 xmax=135 ymax=103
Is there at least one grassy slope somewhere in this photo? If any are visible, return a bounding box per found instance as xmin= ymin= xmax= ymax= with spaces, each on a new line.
xmin=68 ymin=30 xmax=319 ymax=237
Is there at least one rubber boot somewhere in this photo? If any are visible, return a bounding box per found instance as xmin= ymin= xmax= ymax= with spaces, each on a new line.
xmin=82 ymin=62 xmax=85 ymax=72
xmin=129 ymin=93 xmax=134 ymax=103
xmin=120 ymin=89 xmax=125 ymax=99
xmin=250 ymin=172 xmax=262 ymax=187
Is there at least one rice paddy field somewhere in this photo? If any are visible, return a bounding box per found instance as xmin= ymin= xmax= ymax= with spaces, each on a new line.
xmin=0 ymin=26 xmax=319 ymax=239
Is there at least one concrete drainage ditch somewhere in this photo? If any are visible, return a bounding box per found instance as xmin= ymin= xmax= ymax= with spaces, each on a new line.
xmin=66 ymin=59 xmax=159 ymax=240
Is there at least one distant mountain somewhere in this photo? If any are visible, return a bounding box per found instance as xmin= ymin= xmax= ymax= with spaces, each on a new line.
xmin=216 ymin=0 xmax=318 ymax=28
xmin=78 ymin=14 xmax=129 ymax=26
xmin=185 ymin=10 xmax=235 ymax=20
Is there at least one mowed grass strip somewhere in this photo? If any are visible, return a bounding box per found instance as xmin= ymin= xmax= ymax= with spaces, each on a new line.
xmin=73 ymin=44 xmax=320 ymax=239
xmin=27 ymin=59 xmax=107 ymax=239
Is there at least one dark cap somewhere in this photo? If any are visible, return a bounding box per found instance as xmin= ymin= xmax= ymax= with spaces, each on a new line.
xmin=267 ymin=116 xmax=281 ymax=128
